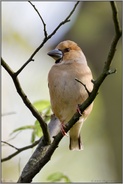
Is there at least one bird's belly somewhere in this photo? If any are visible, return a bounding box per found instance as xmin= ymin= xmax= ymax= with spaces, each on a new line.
xmin=49 ymin=75 xmax=86 ymax=123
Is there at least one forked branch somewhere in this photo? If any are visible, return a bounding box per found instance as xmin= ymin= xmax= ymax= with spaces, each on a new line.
xmin=14 ymin=1 xmax=80 ymax=76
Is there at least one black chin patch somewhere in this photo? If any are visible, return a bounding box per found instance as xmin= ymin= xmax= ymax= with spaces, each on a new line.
xmin=55 ymin=59 xmax=61 ymax=64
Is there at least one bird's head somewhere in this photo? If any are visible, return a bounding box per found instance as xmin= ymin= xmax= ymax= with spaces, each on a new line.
xmin=47 ymin=40 xmax=86 ymax=64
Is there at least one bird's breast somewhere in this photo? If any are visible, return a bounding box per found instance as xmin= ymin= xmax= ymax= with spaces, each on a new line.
xmin=48 ymin=63 xmax=93 ymax=122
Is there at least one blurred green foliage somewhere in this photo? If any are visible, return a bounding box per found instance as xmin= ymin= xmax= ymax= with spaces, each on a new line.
xmin=47 ymin=172 xmax=71 ymax=182
xmin=10 ymin=100 xmax=51 ymax=143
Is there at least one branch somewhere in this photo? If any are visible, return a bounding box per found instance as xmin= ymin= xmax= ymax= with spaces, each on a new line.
xmin=75 ymin=78 xmax=91 ymax=96
xmin=1 ymin=141 xmax=19 ymax=150
xmin=17 ymin=2 xmax=122 ymax=183
xmin=17 ymin=115 xmax=61 ymax=183
xmin=110 ymin=1 xmax=122 ymax=35
xmin=46 ymin=1 xmax=80 ymax=40
xmin=1 ymin=115 xmax=61 ymax=163
xmin=1 ymin=58 xmax=51 ymax=146
xmin=28 ymin=1 xmax=47 ymax=38
xmin=14 ymin=1 xmax=80 ymax=76
xmin=1 ymin=139 xmax=40 ymax=162
xmin=2 ymin=112 xmax=16 ymax=116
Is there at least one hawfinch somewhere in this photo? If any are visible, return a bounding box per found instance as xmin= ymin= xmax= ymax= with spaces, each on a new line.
xmin=48 ymin=40 xmax=93 ymax=150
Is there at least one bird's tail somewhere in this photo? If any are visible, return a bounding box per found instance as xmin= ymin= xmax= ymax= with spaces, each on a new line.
xmin=69 ymin=135 xmax=83 ymax=150
xmin=69 ymin=121 xmax=83 ymax=151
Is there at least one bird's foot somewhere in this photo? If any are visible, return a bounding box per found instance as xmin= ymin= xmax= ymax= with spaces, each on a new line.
xmin=61 ymin=123 xmax=68 ymax=136
xmin=77 ymin=104 xmax=82 ymax=116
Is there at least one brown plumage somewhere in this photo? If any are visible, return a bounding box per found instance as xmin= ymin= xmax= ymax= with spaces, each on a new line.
xmin=48 ymin=40 xmax=93 ymax=150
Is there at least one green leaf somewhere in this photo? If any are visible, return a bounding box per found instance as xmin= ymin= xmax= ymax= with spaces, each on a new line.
xmin=10 ymin=125 xmax=34 ymax=135
xmin=33 ymin=100 xmax=50 ymax=112
xmin=10 ymin=100 xmax=50 ymax=142
xmin=31 ymin=131 xmax=36 ymax=143
xmin=43 ymin=106 xmax=52 ymax=123
xmin=47 ymin=172 xmax=71 ymax=182
xmin=34 ymin=120 xmax=43 ymax=138
xmin=33 ymin=100 xmax=51 ymax=123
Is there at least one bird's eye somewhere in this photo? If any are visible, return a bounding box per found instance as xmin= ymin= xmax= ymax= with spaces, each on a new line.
xmin=64 ymin=48 xmax=70 ymax=52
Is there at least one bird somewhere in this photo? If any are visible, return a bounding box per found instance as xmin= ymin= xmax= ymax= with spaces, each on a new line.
xmin=47 ymin=40 xmax=94 ymax=150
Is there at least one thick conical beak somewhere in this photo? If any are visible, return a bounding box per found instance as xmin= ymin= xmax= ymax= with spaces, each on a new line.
xmin=47 ymin=49 xmax=63 ymax=60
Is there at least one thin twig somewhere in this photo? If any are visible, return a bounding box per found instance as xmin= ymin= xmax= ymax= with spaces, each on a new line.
xmin=2 ymin=112 xmax=16 ymax=116
xmin=47 ymin=1 xmax=80 ymax=40
xmin=14 ymin=58 xmax=34 ymax=77
xmin=1 ymin=141 xmax=19 ymax=150
xmin=75 ymin=78 xmax=91 ymax=96
xmin=14 ymin=1 xmax=80 ymax=76
xmin=1 ymin=58 xmax=51 ymax=146
xmin=28 ymin=1 xmax=47 ymax=38
xmin=1 ymin=139 xmax=40 ymax=162
xmin=110 ymin=1 xmax=122 ymax=35
xmin=106 ymin=68 xmax=117 ymax=75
